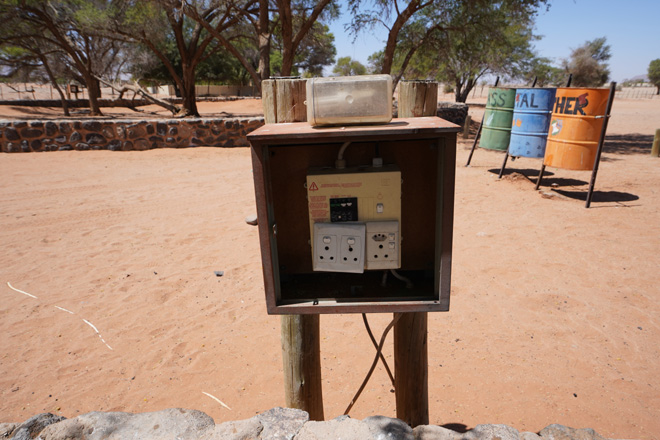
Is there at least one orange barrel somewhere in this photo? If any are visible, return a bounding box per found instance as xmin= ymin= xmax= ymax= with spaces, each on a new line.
xmin=543 ymin=87 xmax=610 ymax=170
xmin=480 ymin=87 xmax=516 ymax=151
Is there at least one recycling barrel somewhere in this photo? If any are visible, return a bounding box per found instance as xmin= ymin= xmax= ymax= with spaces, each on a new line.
xmin=480 ymin=87 xmax=516 ymax=151
xmin=508 ymin=88 xmax=556 ymax=158
xmin=543 ymin=87 xmax=610 ymax=170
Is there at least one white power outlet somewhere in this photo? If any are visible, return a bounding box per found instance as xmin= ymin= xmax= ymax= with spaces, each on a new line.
xmin=365 ymin=221 xmax=400 ymax=270
xmin=313 ymin=222 xmax=365 ymax=273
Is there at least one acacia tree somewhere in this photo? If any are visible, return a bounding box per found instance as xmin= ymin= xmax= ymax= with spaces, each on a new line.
xmin=562 ymin=37 xmax=611 ymax=87
xmin=526 ymin=56 xmax=565 ymax=87
xmin=101 ymin=0 xmax=257 ymax=116
xmin=423 ymin=0 xmax=544 ymax=101
xmin=183 ymin=0 xmax=338 ymax=89
xmin=648 ymin=59 xmax=660 ymax=95
xmin=347 ymin=0 xmax=434 ymax=78
xmin=273 ymin=0 xmax=338 ymax=76
xmin=332 ymin=56 xmax=366 ymax=76
xmin=0 ymin=0 xmax=125 ymax=115
xmin=349 ymin=0 xmax=546 ymax=91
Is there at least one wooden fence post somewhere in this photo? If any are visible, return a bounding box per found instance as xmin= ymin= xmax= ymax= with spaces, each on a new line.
xmin=392 ymin=83 xmax=434 ymax=427
xmin=394 ymin=312 xmax=429 ymax=426
xmin=281 ymin=315 xmax=324 ymax=420
xmin=651 ymin=129 xmax=660 ymax=157
xmin=261 ymin=78 xmax=323 ymax=420
xmin=399 ymin=80 xmax=438 ymax=118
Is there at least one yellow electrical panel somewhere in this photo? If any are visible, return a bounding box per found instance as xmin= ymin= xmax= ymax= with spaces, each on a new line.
xmin=306 ymin=165 xmax=401 ymax=272
xmin=306 ymin=165 xmax=401 ymax=227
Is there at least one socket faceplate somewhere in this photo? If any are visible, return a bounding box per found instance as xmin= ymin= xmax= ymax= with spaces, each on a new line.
xmin=313 ymin=222 xmax=366 ymax=273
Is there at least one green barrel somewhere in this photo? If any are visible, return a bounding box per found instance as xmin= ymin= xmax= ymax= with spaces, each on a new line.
xmin=480 ymin=87 xmax=516 ymax=151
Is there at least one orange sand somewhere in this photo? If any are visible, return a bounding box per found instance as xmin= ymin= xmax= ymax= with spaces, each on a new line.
xmin=1 ymin=97 xmax=659 ymax=439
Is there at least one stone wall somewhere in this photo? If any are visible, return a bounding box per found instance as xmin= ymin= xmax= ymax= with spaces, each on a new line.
xmin=0 ymin=117 xmax=264 ymax=153
xmin=0 ymin=103 xmax=470 ymax=153
xmin=0 ymin=407 xmax=615 ymax=440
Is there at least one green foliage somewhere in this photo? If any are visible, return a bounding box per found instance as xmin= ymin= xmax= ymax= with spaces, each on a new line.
xmin=648 ymin=59 xmax=660 ymax=94
xmin=563 ymin=37 xmax=611 ymax=87
xmin=270 ymin=17 xmax=337 ymax=77
xmin=527 ymin=56 xmax=566 ymax=87
xmin=332 ymin=56 xmax=367 ymax=76
xmin=395 ymin=0 xmax=546 ymax=101
xmin=367 ymin=51 xmax=384 ymax=74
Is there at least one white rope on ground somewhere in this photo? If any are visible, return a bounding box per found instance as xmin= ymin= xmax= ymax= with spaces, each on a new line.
xmin=54 ymin=305 xmax=74 ymax=314
xmin=7 ymin=281 xmax=114 ymax=351
xmin=83 ymin=319 xmax=114 ymax=351
xmin=202 ymin=392 xmax=232 ymax=410
xmin=7 ymin=282 xmax=38 ymax=299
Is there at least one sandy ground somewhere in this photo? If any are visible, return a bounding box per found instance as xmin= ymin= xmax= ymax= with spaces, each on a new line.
xmin=1 ymin=97 xmax=659 ymax=439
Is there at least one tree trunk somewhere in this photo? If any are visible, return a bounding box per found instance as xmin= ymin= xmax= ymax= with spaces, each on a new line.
xmin=180 ymin=65 xmax=199 ymax=117
xmin=84 ymin=74 xmax=103 ymax=116
xmin=38 ymin=53 xmax=69 ymax=116
xmin=258 ymin=0 xmax=271 ymax=86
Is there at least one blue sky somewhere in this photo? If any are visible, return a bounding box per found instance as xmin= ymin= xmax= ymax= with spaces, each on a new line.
xmin=327 ymin=0 xmax=660 ymax=82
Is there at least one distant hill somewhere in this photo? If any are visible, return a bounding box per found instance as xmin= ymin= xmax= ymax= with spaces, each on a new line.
xmin=628 ymin=74 xmax=649 ymax=82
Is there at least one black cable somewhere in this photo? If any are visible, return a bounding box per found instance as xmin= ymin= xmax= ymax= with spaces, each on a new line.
xmin=344 ymin=313 xmax=401 ymax=415
xmin=362 ymin=313 xmax=395 ymax=387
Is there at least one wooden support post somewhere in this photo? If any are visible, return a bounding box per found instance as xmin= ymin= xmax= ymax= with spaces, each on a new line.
xmin=462 ymin=114 xmax=472 ymax=139
xmin=276 ymin=78 xmax=307 ymax=123
xmin=262 ymin=79 xmax=277 ymax=124
xmin=262 ymin=82 xmax=323 ymax=420
xmin=651 ymin=129 xmax=660 ymax=157
xmin=262 ymin=78 xmax=307 ymax=124
xmin=394 ymin=312 xmax=429 ymax=427
xmin=281 ymin=315 xmax=324 ymax=420
xmin=398 ymin=81 xmax=439 ymax=118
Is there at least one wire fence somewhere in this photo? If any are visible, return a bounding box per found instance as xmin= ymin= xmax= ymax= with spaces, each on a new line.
xmin=1 ymin=82 xmax=659 ymax=102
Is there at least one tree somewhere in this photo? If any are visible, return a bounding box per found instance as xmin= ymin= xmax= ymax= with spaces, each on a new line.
xmin=526 ymin=56 xmax=566 ymax=87
xmin=562 ymin=37 xmax=611 ymax=87
xmin=380 ymin=0 xmax=547 ymax=101
xmin=0 ymin=0 xmax=126 ymax=115
xmin=183 ymin=0 xmax=337 ymax=90
xmin=347 ymin=0 xmax=433 ymax=79
xmin=332 ymin=56 xmax=366 ymax=76
xmin=272 ymin=0 xmax=338 ymax=76
xmin=648 ymin=59 xmax=660 ymax=95
xmin=100 ymin=0 xmax=258 ymax=117
xmin=350 ymin=0 xmax=547 ymax=91
xmin=270 ymin=20 xmax=336 ymax=77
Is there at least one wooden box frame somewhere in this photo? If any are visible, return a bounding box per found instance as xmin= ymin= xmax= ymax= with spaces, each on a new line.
xmin=248 ymin=117 xmax=460 ymax=314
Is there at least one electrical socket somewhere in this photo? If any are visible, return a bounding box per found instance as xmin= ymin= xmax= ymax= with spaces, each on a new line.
xmin=339 ymin=233 xmax=364 ymax=270
xmin=365 ymin=221 xmax=400 ymax=270
xmin=313 ymin=222 xmax=365 ymax=273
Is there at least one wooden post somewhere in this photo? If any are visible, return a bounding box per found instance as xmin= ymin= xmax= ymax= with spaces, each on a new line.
xmin=462 ymin=114 xmax=472 ymax=139
xmin=398 ymin=81 xmax=438 ymax=118
xmin=276 ymin=78 xmax=307 ymax=123
xmin=262 ymin=78 xmax=307 ymax=124
xmin=262 ymin=79 xmax=277 ymax=124
xmin=394 ymin=312 xmax=428 ymax=427
xmin=281 ymin=315 xmax=324 ymax=420
xmin=261 ymin=82 xmax=323 ymax=420
xmin=651 ymin=129 xmax=660 ymax=157
xmin=394 ymin=84 xmax=435 ymax=426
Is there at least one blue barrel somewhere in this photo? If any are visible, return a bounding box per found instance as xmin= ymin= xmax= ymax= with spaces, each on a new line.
xmin=508 ymin=88 xmax=556 ymax=158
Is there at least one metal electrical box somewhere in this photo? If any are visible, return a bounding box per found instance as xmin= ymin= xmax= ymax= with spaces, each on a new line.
xmin=247 ymin=117 xmax=460 ymax=314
